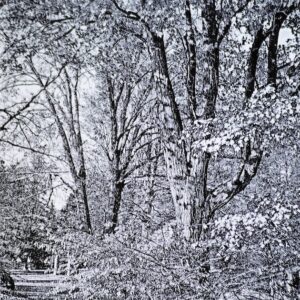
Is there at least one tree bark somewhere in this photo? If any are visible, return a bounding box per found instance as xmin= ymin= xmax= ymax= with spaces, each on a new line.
xmin=149 ymin=1 xmax=220 ymax=240
xmin=185 ymin=0 xmax=197 ymax=120
xmin=267 ymin=11 xmax=289 ymax=88
xmin=107 ymin=179 xmax=125 ymax=234
xmin=245 ymin=27 xmax=268 ymax=99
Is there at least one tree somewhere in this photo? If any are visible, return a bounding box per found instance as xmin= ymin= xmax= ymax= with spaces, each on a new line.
xmin=91 ymin=52 xmax=158 ymax=232
xmin=110 ymin=0 xmax=300 ymax=241
xmin=26 ymin=58 xmax=93 ymax=234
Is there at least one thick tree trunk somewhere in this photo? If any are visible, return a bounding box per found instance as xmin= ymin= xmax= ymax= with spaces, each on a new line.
xmin=150 ymin=1 xmax=219 ymax=240
xmin=164 ymin=144 xmax=211 ymax=240
xmin=164 ymin=144 xmax=191 ymax=238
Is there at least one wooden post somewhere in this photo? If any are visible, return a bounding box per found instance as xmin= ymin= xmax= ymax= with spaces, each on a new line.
xmin=67 ymin=252 xmax=71 ymax=276
xmin=27 ymin=257 xmax=31 ymax=271
xmin=53 ymin=254 xmax=59 ymax=275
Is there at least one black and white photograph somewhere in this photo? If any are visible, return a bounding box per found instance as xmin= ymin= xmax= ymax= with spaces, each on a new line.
xmin=0 ymin=0 xmax=299 ymax=299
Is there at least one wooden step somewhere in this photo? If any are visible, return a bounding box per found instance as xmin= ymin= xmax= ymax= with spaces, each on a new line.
xmin=1 ymin=269 xmax=71 ymax=300
xmin=11 ymin=270 xmax=47 ymax=275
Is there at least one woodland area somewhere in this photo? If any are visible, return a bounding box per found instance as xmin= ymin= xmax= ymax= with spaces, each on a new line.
xmin=0 ymin=0 xmax=300 ymax=299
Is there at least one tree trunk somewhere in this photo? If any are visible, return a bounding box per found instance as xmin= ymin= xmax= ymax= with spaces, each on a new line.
xmin=162 ymin=1 xmax=219 ymax=240
xmin=106 ymin=178 xmax=125 ymax=234
xmin=164 ymin=144 xmax=211 ymax=240
xmin=74 ymin=169 xmax=92 ymax=234
xmin=150 ymin=2 xmax=219 ymax=239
